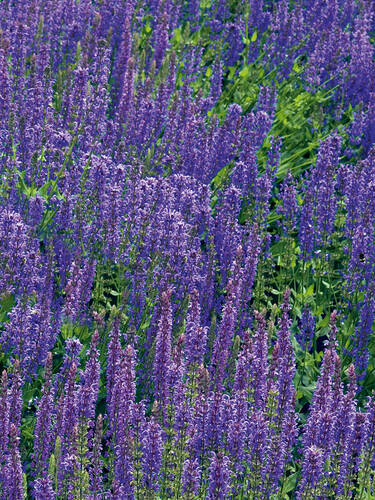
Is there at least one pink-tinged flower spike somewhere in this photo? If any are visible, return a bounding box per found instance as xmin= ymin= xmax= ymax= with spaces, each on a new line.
xmin=153 ymin=289 xmax=173 ymax=410
xmin=328 ymin=310 xmax=338 ymax=347
xmin=33 ymin=353 xmax=55 ymax=485
xmin=4 ymin=423 xmax=24 ymax=500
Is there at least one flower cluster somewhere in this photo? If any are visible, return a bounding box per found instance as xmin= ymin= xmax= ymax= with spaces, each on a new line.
xmin=0 ymin=0 xmax=375 ymax=497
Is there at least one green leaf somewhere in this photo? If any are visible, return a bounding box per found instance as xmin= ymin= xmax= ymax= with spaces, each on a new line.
xmin=211 ymin=163 xmax=232 ymax=192
xmin=298 ymin=385 xmax=315 ymax=402
xmin=0 ymin=293 xmax=15 ymax=322
xmin=16 ymin=170 xmax=31 ymax=197
xmin=173 ymin=26 xmax=182 ymax=44
xmin=251 ymin=31 xmax=257 ymax=42
xmin=282 ymin=471 xmax=299 ymax=494
xmin=227 ymin=66 xmax=236 ymax=80
xmin=318 ymin=314 xmax=330 ymax=328
xmin=239 ymin=66 xmax=249 ymax=78
xmin=140 ymin=317 xmax=151 ymax=331
xmin=38 ymin=180 xmax=50 ymax=198
xmin=23 ymin=473 xmax=27 ymax=499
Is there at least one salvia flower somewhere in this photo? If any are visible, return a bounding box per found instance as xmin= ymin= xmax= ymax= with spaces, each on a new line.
xmin=153 ymin=289 xmax=173 ymax=408
xmin=208 ymin=452 xmax=231 ymax=500
xmin=32 ymin=353 xmax=54 ymax=483
xmin=141 ymin=417 xmax=163 ymax=493
xmin=182 ymin=458 xmax=201 ymax=497
xmin=185 ymin=289 xmax=207 ymax=367
xmin=5 ymin=423 xmax=24 ymax=500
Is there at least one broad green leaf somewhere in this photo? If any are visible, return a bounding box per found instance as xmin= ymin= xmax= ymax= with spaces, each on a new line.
xmin=282 ymin=472 xmax=299 ymax=494
xmin=239 ymin=66 xmax=249 ymax=78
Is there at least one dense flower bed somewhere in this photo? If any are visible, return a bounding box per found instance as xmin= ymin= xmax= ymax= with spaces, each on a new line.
xmin=0 ymin=0 xmax=375 ymax=498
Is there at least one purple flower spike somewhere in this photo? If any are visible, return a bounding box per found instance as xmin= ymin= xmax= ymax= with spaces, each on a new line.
xmin=141 ymin=417 xmax=163 ymax=493
xmin=208 ymin=452 xmax=231 ymax=500
xmin=78 ymin=330 xmax=100 ymax=422
xmin=297 ymin=445 xmax=324 ymax=499
xmin=153 ymin=289 xmax=173 ymax=407
xmin=33 ymin=477 xmax=55 ymax=499
xmin=182 ymin=458 xmax=201 ymax=496
xmin=0 ymin=370 xmax=9 ymax=488
xmin=5 ymin=423 xmax=24 ymax=500
xmin=185 ymin=289 xmax=207 ymax=367
xmin=89 ymin=414 xmax=103 ymax=498
xmin=33 ymin=353 xmax=55 ymax=484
